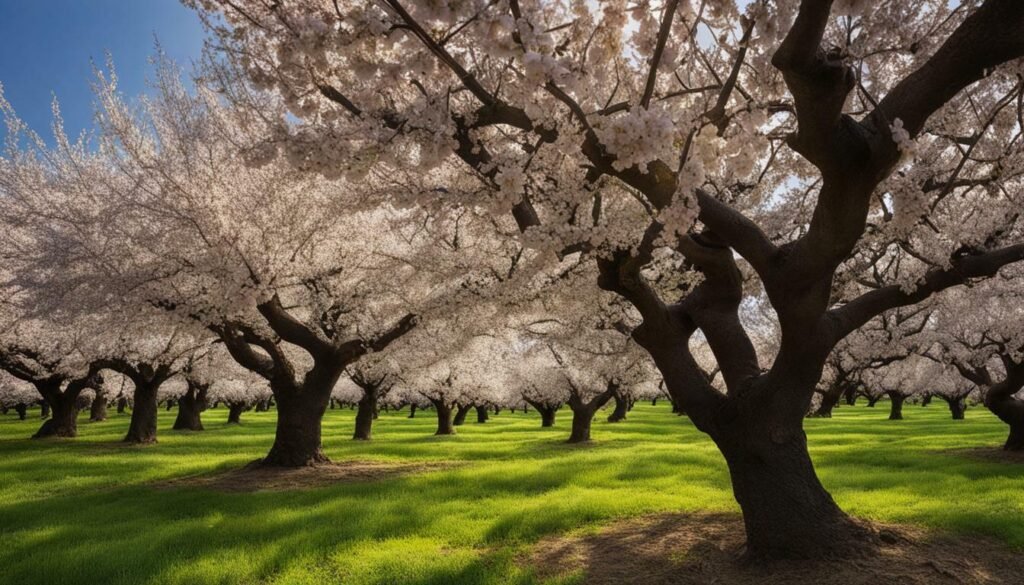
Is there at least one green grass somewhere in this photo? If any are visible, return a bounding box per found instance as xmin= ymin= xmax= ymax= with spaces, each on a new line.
xmin=0 ymin=401 xmax=1020 ymax=584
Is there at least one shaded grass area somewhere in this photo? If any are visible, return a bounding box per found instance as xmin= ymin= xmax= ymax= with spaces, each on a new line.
xmin=0 ymin=401 xmax=1020 ymax=584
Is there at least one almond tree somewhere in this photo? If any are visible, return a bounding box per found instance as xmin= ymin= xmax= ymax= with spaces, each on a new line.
xmin=925 ymin=280 xmax=1024 ymax=445
xmin=0 ymin=60 xmax=522 ymax=465
xmin=195 ymin=0 xmax=1024 ymax=556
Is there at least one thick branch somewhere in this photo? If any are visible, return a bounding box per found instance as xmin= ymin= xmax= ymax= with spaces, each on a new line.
xmin=827 ymin=244 xmax=1024 ymax=342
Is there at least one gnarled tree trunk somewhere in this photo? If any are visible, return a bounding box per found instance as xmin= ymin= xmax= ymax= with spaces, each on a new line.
xmin=717 ymin=418 xmax=874 ymax=560
xmin=262 ymin=383 xmax=332 ymax=466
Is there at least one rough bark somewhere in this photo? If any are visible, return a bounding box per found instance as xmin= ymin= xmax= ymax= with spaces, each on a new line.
xmin=262 ymin=388 xmax=331 ymax=467
xmin=475 ymin=405 xmax=489 ymax=423
xmin=90 ymin=387 xmax=108 ymax=422
xmin=886 ymin=392 xmax=905 ymax=421
xmin=453 ymin=402 xmax=471 ymax=426
xmin=718 ymin=422 xmax=875 ymax=560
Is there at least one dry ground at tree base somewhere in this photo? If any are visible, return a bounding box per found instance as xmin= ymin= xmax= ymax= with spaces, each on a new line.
xmin=154 ymin=459 xmax=456 ymax=492
xmin=531 ymin=513 xmax=1024 ymax=585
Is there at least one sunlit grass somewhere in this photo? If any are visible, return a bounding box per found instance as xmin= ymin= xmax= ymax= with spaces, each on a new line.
xmin=0 ymin=401 xmax=1019 ymax=584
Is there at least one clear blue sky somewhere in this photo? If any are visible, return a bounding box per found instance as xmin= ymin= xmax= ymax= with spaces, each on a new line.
xmin=0 ymin=0 xmax=205 ymax=144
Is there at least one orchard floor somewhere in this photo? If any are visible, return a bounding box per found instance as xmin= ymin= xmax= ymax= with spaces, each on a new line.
xmin=0 ymin=403 xmax=1022 ymax=585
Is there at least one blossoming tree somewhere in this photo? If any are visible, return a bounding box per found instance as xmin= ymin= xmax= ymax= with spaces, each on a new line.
xmin=193 ymin=0 xmax=1024 ymax=556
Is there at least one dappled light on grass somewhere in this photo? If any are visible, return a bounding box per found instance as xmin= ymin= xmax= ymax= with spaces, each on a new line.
xmin=0 ymin=402 xmax=1021 ymax=584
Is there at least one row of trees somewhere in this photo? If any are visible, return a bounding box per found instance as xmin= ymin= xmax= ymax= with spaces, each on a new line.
xmin=1 ymin=0 xmax=1022 ymax=561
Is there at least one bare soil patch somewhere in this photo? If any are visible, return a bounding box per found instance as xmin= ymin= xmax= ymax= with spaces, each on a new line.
xmin=950 ymin=447 xmax=1024 ymax=464
xmin=530 ymin=512 xmax=1024 ymax=584
xmin=155 ymin=460 xmax=456 ymax=492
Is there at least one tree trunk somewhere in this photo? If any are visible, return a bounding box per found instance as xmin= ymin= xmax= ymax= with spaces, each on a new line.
xmin=539 ymin=405 xmax=557 ymax=427
xmin=33 ymin=394 xmax=80 ymax=438
xmin=866 ymin=396 xmax=880 ymax=407
xmin=15 ymin=404 xmax=27 ymax=420
xmin=39 ymin=400 xmax=50 ymax=418
xmin=920 ymin=394 xmax=932 ymax=407
xmin=90 ymin=388 xmax=108 ymax=422
xmin=475 ymin=405 xmax=489 ymax=423
xmin=262 ymin=388 xmax=331 ymax=467
xmin=453 ymin=402 xmax=471 ymax=426
xmin=125 ymin=381 xmax=160 ymax=444
xmin=30 ymin=378 xmax=87 ymax=439
xmin=353 ymin=387 xmax=378 ymax=441
xmin=408 ymin=404 xmax=417 ymax=418
xmin=432 ymin=399 xmax=455 ymax=435
xmin=165 ymin=399 xmax=175 ymax=411
xmin=887 ymin=392 xmax=905 ymax=421
xmin=227 ymin=402 xmax=245 ymax=424
xmin=809 ymin=387 xmax=842 ymax=418
xmin=567 ymin=403 xmax=595 ymax=443
xmin=172 ymin=384 xmax=205 ymax=431
xmin=719 ymin=426 xmax=874 ymax=559
xmin=117 ymin=396 xmax=128 ymax=413
xmin=983 ymin=372 xmax=1024 ymax=451
xmin=607 ymin=392 xmax=628 ymax=422
xmin=949 ymin=397 xmax=967 ymax=420
xmin=843 ymin=386 xmax=858 ymax=406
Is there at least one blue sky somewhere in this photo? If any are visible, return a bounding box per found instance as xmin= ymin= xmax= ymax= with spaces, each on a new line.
xmin=0 ymin=0 xmax=205 ymax=144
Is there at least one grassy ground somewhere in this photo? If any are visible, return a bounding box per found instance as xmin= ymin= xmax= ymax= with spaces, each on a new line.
xmin=0 ymin=401 xmax=1020 ymax=585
